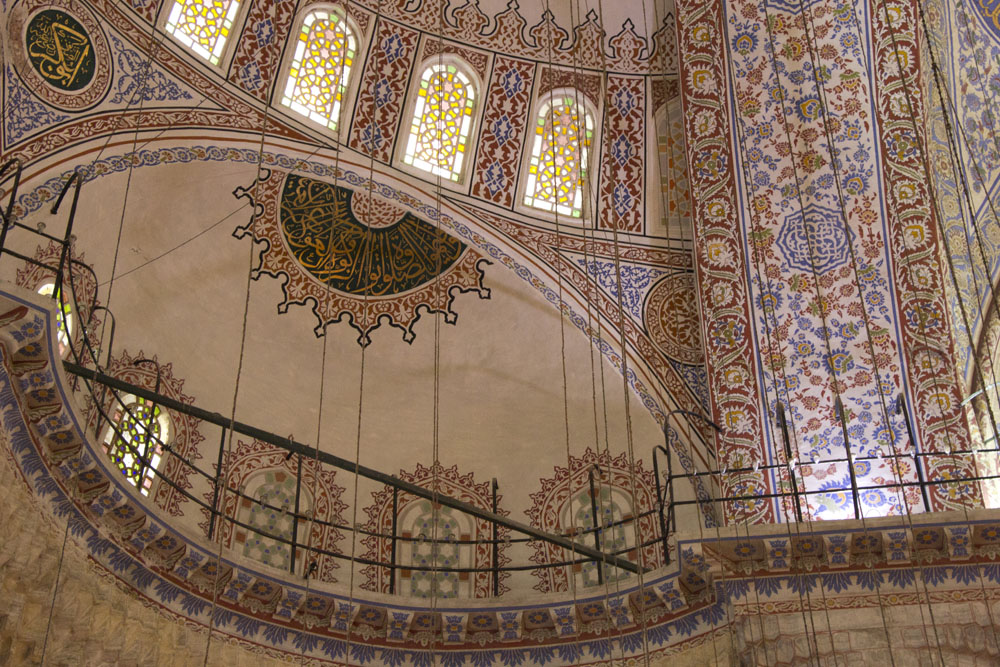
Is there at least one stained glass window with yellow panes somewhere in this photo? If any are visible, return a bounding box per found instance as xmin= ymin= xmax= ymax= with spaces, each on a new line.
xmin=102 ymin=395 xmax=170 ymax=496
xmin=164 ymin=0 xmax=241 ymax=66
xmin=403 ymin=63 xmax=476 ymax=182
xmin=281 ymin=10 xmax=356 ymax=132
xmin=523 ymin=95 xmax=594 ymax=218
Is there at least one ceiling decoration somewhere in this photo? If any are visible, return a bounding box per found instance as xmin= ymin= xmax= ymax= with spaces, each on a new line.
xmin=360 ymin=461 xmax=511 ymax=599
xmin=8 ymin=0 xmax=111 ymax=109
xmin=233 ymin=170 xmax=491 ymax=344
xmin=82 ymin=349 xmax=205 ymax=517
xmin=643 ymin=272 xmax=702 ymax=365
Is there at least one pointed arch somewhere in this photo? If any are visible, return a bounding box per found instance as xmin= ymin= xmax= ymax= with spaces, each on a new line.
xmin=521 ymin=90 xmax=596 ymax=218
xmin=278 ymin=6 xmax=359 ymax=132
xmin=163 ymin=0 xmax=244 ymax=66
xmin=401 ymin=60 xmax=479 ymax=182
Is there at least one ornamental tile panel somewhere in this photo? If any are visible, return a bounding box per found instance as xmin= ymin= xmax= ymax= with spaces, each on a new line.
xmin=470 ymin=56 xmax=534 ymax=207
xmin=348 ymin=18 xmax=419 ymax=161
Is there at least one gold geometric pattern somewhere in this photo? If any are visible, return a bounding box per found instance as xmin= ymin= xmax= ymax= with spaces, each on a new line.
xmin=280 ymin=9 xmax=356 ymax=132
xmin=523 ymin=94 xmax=593 ymax=218
xmin=403 ymin=63 xmax=476 ymax=182
xmin=164 ymin=0 xmax=241 ymax=66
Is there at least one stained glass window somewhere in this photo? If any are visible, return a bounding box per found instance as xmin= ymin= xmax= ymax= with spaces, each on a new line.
xmin=164 ymin=0 xmax=241 ymax=66
xmin=403 ymin=63 xmax=476 ymax=182
xmin=523 ymin=94 xmax=594 ymax=218
xmin=102 ymin=395 xmax=170 ymax=496
xmin=656 ymin=104 xmax=692 ymax=239
xmin=401 ymin=500 xmax=466 ymax=598
xmin=242 ymin=471 xmax=298 ymax=570
xmin=280 ymin=9 xmax=357 ymax=132
xmin=566 ymin=486 xmax=631 ymax=588
xmin=37 ymin=282 xmax=72 ymax=356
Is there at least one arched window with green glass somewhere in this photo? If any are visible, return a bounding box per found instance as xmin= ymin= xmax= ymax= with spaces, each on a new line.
xmin=102 ymin=394 xmax=171 ymax=496
xmin=402 ymin=61 xmax=478 ymax=182
xmin=279 ymin=8 xmax=358 ymax=132
xmin=36 ymin=281 xmax=72 ymax=357
xmin=163 ymin=0 xmax=243 ymax=66
xmin=522 ymin=91 xmax=595 ymax=218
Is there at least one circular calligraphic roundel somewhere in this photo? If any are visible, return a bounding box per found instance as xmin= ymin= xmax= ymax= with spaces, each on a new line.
xmin=644 ymin=272 xmax=702 ymax=364
xmin=9 ymin=0 xmax=112 ymax=110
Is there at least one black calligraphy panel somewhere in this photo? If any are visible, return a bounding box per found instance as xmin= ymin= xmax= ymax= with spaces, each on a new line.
xmin=279 ymin=174 xmax=466 ymax=296
xmin=25 ymin=10 xmax=96 ymax=92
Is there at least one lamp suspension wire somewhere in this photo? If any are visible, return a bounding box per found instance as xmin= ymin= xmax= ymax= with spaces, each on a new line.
xmin=588 ymin=0 xmax=654 ymax=663
xmin=719 ymin=11 xmax=835 ymax=660
xmin=428 ymin=1 xmax=447 ymax=663
xmin=842 ymin=0 xmax=980 ymax=655
xmin=754 ymin=0 xmax=909 ymax=659
xmin=646 ymin=0 xmax=761 ymax=660
xmin=294 ymin=0 xmax=363 ymax=663
xmin=202 ymin=2 xmax=282 ymax=662
xmin=342 ymin=0 xmax=388 ymax=661
xmin=568 ymin=1 xmax=631 ymax=661
xmin=874 ymin=0 xmax=1000 ymax=639
xmin=538 ymin=5 xmax=588 ymax=661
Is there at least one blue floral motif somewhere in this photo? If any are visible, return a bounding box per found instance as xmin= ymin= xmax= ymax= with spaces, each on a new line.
xmin=775 ymin=204 xmax=856 ymax=274
xmin=350 ymin=643 xmax=376 ymax=664
xmin=498 ymin=649 xmax=525 ymax=666
xmin=109 ymin=35 xmax=194 ymax=105
xmin=499 ymin=68 xmax=523 ymax=98
xmin=951 ymin=565 xmax=980 ymax=586
xmin=483 ymin=161 xmax=507 ymax=196
xmin=233 ymin=615 xmax=262 ymax=637
xmin=821 ymin=572 xmax=852 ymax=593
xmin=381 ymin=648 xmax=407 ymax=667
xmin=855 ymin=570 xmax=883 ymax=591
xmin=492 ymin=115 xmax=514 ymax=146
xmin=3 ymin=66 xmax=69 ymax=144
xmin=578 ymin=259 xmax=667 ymax=319
xmin=527 ymin=647 xmax=555 ymax=664
xmin=556 ymin=644 xmax=583 ymax=662
xmin=886 ymin=569 xmax=915 ymax=589
xmin=321 ymin=639 xmax=347 ymax=659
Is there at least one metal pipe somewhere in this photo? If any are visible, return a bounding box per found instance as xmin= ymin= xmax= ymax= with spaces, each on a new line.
xmin=0 ymin=159 xmax=23 ymax=256
xmin=291 ymin=454 xmax=302 ymax=574
xmin=207 ymin=427 xmax=227 ymax=541
xmin=389 ymin=486 xmax=399 ymax=594
xmin=587 ymin=467 xmax=604 ymax=586
xmin=491 ymin=478 xmax=499 ymax=597
xmin=896 ymin=393 xmax=931 ymax=512
xmin=62 ymin=360 xmax=644 ymax=575
xmin=776 ymin=403 xmax=803 ymax=522
xmin=652 ymin=444 xmax=670 ymax=566
xmin=835 ymin=397 xmax=862 ymax=520
xmin=51 ymin=173 xmax=81 ymax=302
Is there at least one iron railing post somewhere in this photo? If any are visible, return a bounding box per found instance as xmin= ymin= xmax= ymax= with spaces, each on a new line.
xmin=389 ymin=486 xmax=398 ymax=594
xmin=208 ymin=427 xmax=227 ymax=540
xmin=587 ymin=467 xmax=604 ymax=586
xmin=291 ymin=454 xmax=302 ymax=574
xmin=835 ymin=397 xmax=862 ymax=519
xmin=491 ymin=478 xmax=499 ymax=596
xmin=776 ymin=403 xmax=803 ymax=522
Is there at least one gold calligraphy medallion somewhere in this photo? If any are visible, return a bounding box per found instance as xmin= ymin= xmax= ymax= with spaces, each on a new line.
xmin=25 ymin=10 xmax=95 ymax=92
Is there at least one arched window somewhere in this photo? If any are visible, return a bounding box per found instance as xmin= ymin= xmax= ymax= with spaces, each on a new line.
xmin=37 ymin=282 xmax=72 ymax=356
xmin=164 ymin=0 xmax=242 ymax=66
xmin=523 ymin=92 xmax=595 ymax=218
xmin=399 ymin=500 xmax=471 ymax=599
xmin=402 ymin=63 xmax=477 ymax=182
xmin=280 ymin=9 xmax=357 ymax=132
xmin=655 ymin=100 xmax=692 ymax=240
xmin=562 ymin=485 xmax=632 ymax=589
xmin=239 ymin=470 xmax=303 ymax=571
xmin=102 ymin=394 xmax=171 ymax=496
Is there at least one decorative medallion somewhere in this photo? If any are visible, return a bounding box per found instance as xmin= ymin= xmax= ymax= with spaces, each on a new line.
xmin=643 ymin=272 xmax=703 ymax=364
xmin=25 ymin=10 xmax=96 ymax=91
xmin=8 ymin=0 xmax=112 ymax=110
xmin=775 ymin=203 xmax=857 ymax=275
xmin=233 ymin=170 xmax=490 ymax=344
